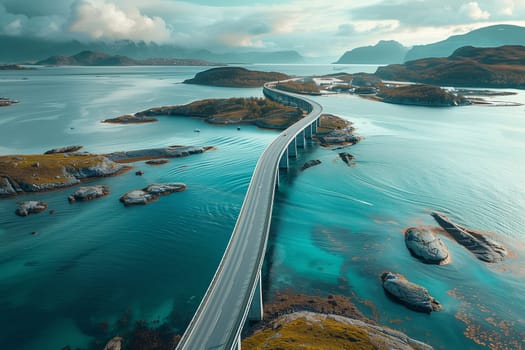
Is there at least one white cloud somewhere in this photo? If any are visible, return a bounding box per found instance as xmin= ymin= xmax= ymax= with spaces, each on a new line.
xmin=460 ymin=2 xmax=491 ymax=20
xmin=68 ymin=0 xmax=171 ymax=42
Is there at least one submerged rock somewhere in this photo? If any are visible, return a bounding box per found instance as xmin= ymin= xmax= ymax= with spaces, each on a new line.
xmin=68 ymin=185 xmax=110 ymax=203
xmin=405 ymin=227 xmax=449 ymax=264
xmin=338 ymin=152 xmax=355 ymax=166
xmin=431 ymin=212 xmax=507 ymax=263
xmin=103 ymin=336 xmax=123 ymax=350
xmin=120 ymin=183 xmax=186 ymax=206
xmin=381 ymin=272 xmax=442 ymax=313
xmin=301 ymin=159 xmax=321 ymax=170
xmin=145 ymin=159 xmax=169 ymax=165
xmin=242 ymin=311 xmax=432 ymax=350
xmin=15 ymin=201 xmax=48 ymax=216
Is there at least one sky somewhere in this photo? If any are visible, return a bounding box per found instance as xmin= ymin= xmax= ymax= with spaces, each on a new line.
xmin=1 ymin=0 xmax=525 ymax=57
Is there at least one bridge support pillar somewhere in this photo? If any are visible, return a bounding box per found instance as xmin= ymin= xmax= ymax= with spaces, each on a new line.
xmin=311 ymin=121 xmax=317 ymax=134
xmin=316 ymin=117 xmax=321 ymax=127
xmin=248 ymin=270 xmax=263 ymax=321
xmin=279 ymin=150 xmax=289 ymax=169
xmin=288 ymin=138 xmax=297 ymax=157
xmin=296 ymin=130 xmax=305 ymax=148
xmin=305 ymin=125 xmax=312 ymax=139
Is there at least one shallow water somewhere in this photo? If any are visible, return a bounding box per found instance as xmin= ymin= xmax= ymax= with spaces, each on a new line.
xmin=1 ymin=65 xmax=524 ymax=349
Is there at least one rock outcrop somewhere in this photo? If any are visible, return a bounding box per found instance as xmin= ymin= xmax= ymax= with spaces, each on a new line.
xmin=381 ymin=272 xmax=442 ymax=313
xmin=405 ymin=227 xmax=450 ymax=264
xmin=145 ymin=159 xmax=169 ymax=165
xmin=120 ymin=183 xmax=186 ymax=206
xmin=68 ymin=185 xmax=110 ymax=202
xmin=242 ymin=311 xmax=432 ymax=350
xmin=105 ymin=146 xmax=212 ymax=162
xmin=15 ymin=201 xmax=48 ymax=216
xmin=338 ymin=152 xmax=355 ymax=165
xmin=102 ymin=114 xmax=158 ymax=124
xmin=301 ymin=159 xmax=321 ymax=170
xmin=44 ymin=145 xmax=83 ymax=154
xmin=431 ymin=212 xmax=507 ymax=263
xmin=103 ymin=336 xmax=123 ymax=350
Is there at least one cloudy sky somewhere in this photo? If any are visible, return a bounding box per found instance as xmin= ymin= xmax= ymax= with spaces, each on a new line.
xmin=1 ymin=0 xmax=524 ymax=56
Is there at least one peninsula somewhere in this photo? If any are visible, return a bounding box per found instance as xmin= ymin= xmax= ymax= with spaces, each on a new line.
xmin=376 ymin=45 xmax=525 ymax=89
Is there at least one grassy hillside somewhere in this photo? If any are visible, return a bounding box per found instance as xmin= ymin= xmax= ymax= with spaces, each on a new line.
xmin=183 ymin=67 xmax=289 ymax=87
xmin=376 ymin=45 xmax=525 ymax=88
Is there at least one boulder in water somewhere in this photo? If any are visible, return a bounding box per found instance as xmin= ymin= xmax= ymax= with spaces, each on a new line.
xmin=431 ymin=212 xmax=507 ymax=263
xmin=405 ymin=227 xmax=449 ymax=264
xmin=381 ymin=272 xmax=442 ymax=313
xmin=15 ymin=201 xmax=48 ymax=216
xmin=68 ymin=185 xmax=110 ymax=202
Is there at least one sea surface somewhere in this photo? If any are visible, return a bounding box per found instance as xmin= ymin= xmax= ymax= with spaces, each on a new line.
xmin=0 ymin=65 xmax=524 ymax=350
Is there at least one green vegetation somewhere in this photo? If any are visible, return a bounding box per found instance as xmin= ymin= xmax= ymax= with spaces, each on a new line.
xmin=376 ymin=45 xmax=525 ymax=88
xmin=275 ymin=80 xmax=321 ymax=95
xmin=183 ymin=67 xmax=289 ymax=87
xmin=0 ymin=154 xmax=127 ymax=190
xmin=136 ymin=97 xmax=304 ymax=129
xmin=243 ymin=317 xmax=375 ymax=350
xmin=378 ymin=84 xmax=468 ymax=106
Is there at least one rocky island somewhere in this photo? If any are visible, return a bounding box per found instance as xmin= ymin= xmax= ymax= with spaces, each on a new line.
xmin=0 ymin=64 xmax=34 ymax=70
xmin=0 ymin=97 xmax=19 ymax=107
xmin=275 ymin=78 xmax=321 ymax=95
xmin=431 ymin=212 xmax=507 ymax=263
xmin=381 ymin=272 xmax=442 ymax=313
xmin=405 ymin=227 xmax=450 ymax=264
xmin=127 ymin=97 xmax=303 ymax=129
xmin=378 ymin=84 xmax=469 ymax=106
xmin=120 ymin=183 xmax=186 ymax=206
xmin=102 ymin=114 xmax=158 ymax=124
xmin=15 ymin=201 xmax=48 ymax=216
xmin=183 ymin=66 xmax=289 ymax=87
xmin=68 ymin=185 xmax=110 ymax=203
xmin=0 ymin=146 xmax=211 ymax=197
xmin=376 ymin=45 xmax=525 ymax=89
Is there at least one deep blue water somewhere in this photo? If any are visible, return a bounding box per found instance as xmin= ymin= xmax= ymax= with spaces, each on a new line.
xmin=1 ymin=65 xmax=524 ymax=350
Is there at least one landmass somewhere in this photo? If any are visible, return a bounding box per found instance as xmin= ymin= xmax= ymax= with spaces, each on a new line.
xmin=183 ymin=67 xmax=290 ymax=87
xmin=131 ymin=97 xmax=303 ymax=129
xmin=36 ymin=50 xmax=223 ymax=66
xmin=0 ymin=146 xmax=211 ymax=197
xmin=0 ymin=97 xmax=20 ymax=107
xmin=242 ymin=311 xmax=432 ymax=350
xmin=314 ymin=114 xmax=360 ymax=146
xmin=275 ymin=78 xmax=321 ymax=95
xmin=377 ymin=84 xmax=469 ymax=106
xmin=376 ymin=45 xmax=525 ymax=89
xmin=335 ymin=40 xmax=409 ymax=64
xmin=0 ymin=64 xmax=34 ymax=70
xmin=102 ymin=115 xmax=158 ymax=124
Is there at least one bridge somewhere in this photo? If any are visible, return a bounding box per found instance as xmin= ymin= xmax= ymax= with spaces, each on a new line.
xmin=176 ymin=82 xmax=323 ymax=350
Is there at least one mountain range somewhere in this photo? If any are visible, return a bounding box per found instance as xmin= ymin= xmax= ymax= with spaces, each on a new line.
xmin=36 ymin=51 xmax=222 ymax=66
xmin=0 ymin=36 xmax=304 ymax=64
xmin=336 ymin=24 xmax=525 ymax=64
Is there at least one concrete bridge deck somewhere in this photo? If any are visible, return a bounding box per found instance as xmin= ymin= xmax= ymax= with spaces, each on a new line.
xmin=176 ymin=82 xmax=323 ymax=350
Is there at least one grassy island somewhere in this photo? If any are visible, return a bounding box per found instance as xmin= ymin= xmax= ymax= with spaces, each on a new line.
xmin=183 ymin=67 xmax=290 ymax=87
xmin=134 ymin=97 xmax=304 ymax=129
xmin=275 ymin=79 xmax=321 ymax=95
xmin=377 ymin=84 xmax=469 ymax=106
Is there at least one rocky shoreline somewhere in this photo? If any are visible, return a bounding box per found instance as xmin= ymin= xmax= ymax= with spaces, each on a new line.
xmin=0 ymin=145 xmax=212 ymax=197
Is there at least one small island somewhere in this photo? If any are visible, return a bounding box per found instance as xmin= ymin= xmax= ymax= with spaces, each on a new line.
xmin=102 ymin=114 xmax=158 ymax=124
xmin=275 ymin=78 xmax=321 ymax=95
xmin=183 ymin=67 xmax=290 ymax=87
xmin=116 ymin=97 xmax=304 ymax=129
xmin=0 ymin=64 xmax=34 ymax=70
xmin=377 ymin=84 xmax=469 ymax=106
xmin=0 ymin=97 xmax=20 ymax=107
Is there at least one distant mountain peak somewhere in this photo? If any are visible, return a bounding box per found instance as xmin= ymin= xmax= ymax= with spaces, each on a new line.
xmin=335 ymin=40 xmax=408 ymax=64
xmin=404 ymin=24 xmax=525 ymax=62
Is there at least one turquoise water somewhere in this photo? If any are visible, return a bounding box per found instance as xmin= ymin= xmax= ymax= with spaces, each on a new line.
xmin=1 ymin=65 xmax=524 ymax=349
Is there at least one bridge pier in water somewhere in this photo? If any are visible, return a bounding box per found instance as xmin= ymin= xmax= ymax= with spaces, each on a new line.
xmin=248 ymin=270 xmax=263 ymax=321
xmin=288 ymin=138 xmax=297 ymax=157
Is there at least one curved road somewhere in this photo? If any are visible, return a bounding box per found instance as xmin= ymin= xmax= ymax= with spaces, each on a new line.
xmin=176 ymin=83 xmax=323 ymax=350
